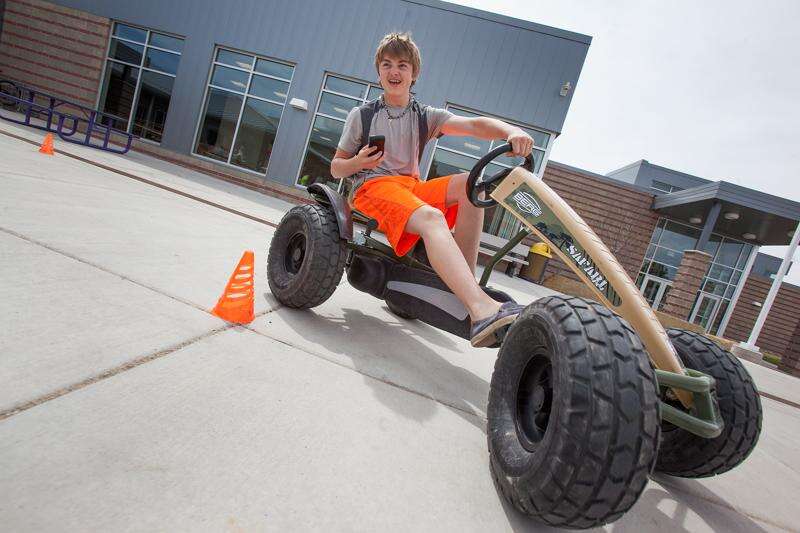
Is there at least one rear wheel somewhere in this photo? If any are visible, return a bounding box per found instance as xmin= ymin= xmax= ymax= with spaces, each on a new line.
xmin=487 ymin=296 xmax=660 ymax=528
xmin=385 ymin=300 xmax=418 ymax=320
xmin=267 ymin=204 xmax=346 ymax=308
xmin=654 ymin=329 xmax=762 ymax=477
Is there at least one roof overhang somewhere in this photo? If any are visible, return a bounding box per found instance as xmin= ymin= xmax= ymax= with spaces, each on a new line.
xmin=652 ymin=181 xmax=800 ymax=246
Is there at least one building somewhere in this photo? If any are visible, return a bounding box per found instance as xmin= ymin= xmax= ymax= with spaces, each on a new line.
xmin=1 ymin=0 xmax=799 ymax=375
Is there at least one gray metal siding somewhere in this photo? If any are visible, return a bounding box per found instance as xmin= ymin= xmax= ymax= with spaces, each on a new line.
xmin=638 ymin=162 xmax=710 ymax=190
xmin=51 ymin=0 xmax=589 ymax=187
xmin=606 ymin=161 xmax=643 ymax=184
xmin=607 ymin=160 xmax=711 ymax=191
xmin=653 ymin=181 xmax=800 ymax=221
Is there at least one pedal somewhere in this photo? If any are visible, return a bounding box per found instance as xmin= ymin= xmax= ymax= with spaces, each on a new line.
xmin=490 ymin=325 xmax=512 ymax=348
xmin=364 ymin=218 xmax=378 ymax=237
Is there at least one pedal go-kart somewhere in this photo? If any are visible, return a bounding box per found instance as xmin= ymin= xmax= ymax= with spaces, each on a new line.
xmin=266 ymin=144 xmax=762 ymax=528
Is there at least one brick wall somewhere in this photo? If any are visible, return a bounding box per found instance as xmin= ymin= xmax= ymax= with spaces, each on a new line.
xmin=724 ymin=274 xmax=800 ymax=357
xmin=0 ymin=0 xmax=110 ymax=107
xmin=0 ymin=0 xmax=6 ymax=38
xmin=537 ymin=162 xmax=659 ymax=282
xmin=661 ymin=250 xmax=711 ymax=320
xmin=779 ymin=323 xmax=800 ymax=377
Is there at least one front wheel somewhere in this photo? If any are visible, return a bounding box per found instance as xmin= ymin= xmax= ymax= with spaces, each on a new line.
xmin=487 ymin=296 xmax=660 ymax=529
xmin=654 ymin=329 xmax=762 ymax=477
xmin=267 ymin=204 xmax=346 ymax=308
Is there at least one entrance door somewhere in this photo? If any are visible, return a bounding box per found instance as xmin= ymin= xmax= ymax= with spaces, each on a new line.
xmin=639 ymin=275 xmax=672 ymax=311
xmin=690 ymin=293 xmax=721 ymax=332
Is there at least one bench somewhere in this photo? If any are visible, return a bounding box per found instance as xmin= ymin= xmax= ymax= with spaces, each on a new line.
xmin=478 ymin=232 xmax=529 ymax=276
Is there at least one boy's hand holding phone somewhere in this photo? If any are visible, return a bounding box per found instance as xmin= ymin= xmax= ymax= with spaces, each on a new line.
xmin=354 ymin=135 xmax=385 ymax=170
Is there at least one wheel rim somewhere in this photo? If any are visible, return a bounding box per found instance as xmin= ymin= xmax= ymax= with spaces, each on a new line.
xmin=515 ymin=351 xmax=553 ymax=452
xmin=284 ymin=232 xmax=307 ymax=274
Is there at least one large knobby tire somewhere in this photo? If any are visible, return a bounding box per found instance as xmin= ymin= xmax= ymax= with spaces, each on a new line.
xmin=654 ymin=329 xmax=762 ymax=477
xmin=267 ymin=204 xmax=346 ymax=308
xmin=487 ymin=296 xmax=660 ymax=529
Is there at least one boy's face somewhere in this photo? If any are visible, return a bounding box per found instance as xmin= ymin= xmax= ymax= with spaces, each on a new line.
xmin=378 ymin=54 xmax=415 ymax=99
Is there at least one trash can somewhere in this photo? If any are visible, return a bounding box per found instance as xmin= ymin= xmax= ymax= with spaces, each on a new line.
xmin=520 ymin=242 xmax=552 ymax=284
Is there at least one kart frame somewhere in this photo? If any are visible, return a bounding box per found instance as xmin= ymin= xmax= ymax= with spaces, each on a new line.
xmin=308 ymin=156 xmax=724 ymax=439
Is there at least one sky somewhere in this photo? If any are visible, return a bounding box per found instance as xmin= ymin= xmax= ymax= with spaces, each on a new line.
xmin=452 ymin=0 xmax=800 ymax=283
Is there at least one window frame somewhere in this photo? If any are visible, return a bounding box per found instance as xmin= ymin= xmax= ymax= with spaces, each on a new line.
xmin=637 ymin=216 xmax=753 ymax=334
xmin=96 ymin=21 xmax=184 ymax=144
xmin=294 ymin=73 xmax=384 ymax=189
xmin=191 ymin=45 xmax=295 ymax=176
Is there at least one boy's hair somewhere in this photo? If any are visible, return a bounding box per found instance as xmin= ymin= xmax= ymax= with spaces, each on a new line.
xmin=374 ymin=32 xmax=422 ymax=80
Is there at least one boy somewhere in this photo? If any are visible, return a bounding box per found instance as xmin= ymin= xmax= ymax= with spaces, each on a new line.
xmin=331 ymin=32 xmax=534 ymax=347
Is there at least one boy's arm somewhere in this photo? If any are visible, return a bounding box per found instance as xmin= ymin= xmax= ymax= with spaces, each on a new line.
xmin=440 ymin=116 xmax=533 ymax=158
xmin=330 ymin=147 xmax=384 ymax=180
xmin=330 ymin=107 xmax=384 ymax=179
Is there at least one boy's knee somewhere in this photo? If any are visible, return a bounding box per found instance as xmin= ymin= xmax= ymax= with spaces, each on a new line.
xmin=412 ymin=206 xmax=448 ymax=232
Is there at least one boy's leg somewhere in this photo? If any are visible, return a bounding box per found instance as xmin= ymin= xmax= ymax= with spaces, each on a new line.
xmin=405 ymin=205 xmax=500 ymax=322
xmin=445 ymin=173 xmax=483 ymax=273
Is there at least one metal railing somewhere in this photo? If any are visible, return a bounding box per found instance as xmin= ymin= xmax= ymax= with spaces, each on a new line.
xmin=0 ymin=80 xmax=135 ymax=154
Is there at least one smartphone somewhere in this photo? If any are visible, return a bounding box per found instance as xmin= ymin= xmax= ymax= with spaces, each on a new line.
xmin=368 ymin=135 xmax=385 ymax=156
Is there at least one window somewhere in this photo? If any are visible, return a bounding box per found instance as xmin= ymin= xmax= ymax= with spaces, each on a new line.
xmin=98 ymin=22 xmax=184 ymax=143
xmin=194 ymin=48 xmax=294 ymax=174
xmin=426 ymin=105 xmax=551 ymax=239
xmin=651 ymin=180 xmax=683 ymax=194
xmin=637 ymin=217 xmax=754 ymax=335
xmin=296 ymin=74 xmax=384 ymax=188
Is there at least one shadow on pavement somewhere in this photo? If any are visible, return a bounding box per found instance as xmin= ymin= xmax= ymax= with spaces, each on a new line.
xmin=635 ymin=475 xmax=773 ymax=532
xmin=491 ymin=471 xmax=772 ymax=532
xmin=273 ymin=303 xmax=491 ymax=433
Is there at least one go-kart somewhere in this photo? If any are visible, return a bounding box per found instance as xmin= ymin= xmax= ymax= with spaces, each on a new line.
xmin=266 ymin=144 xmax=762 ymax=528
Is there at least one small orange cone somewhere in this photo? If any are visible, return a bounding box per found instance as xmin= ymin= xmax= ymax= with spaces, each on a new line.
xmin=212 ymin=251 xmax=255 ymax=324
xmin=39 ymin=133 xmax=55 ymax=155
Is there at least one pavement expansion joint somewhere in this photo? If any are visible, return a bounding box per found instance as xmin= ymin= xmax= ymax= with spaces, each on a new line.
xmin=0 ymin=128 xmax=279 ymax=229
xmin=0 ymin=324 xmax=235 ymax=422
xmin=653 ymin=474 xmax=794 ymax=532
xmin=243 ymin=325 xmax=487 ymax=423
xmin=758 ymin=390 xmax=800 ymax=410
xmin=1 ymin=225 xmax=211 ymax=315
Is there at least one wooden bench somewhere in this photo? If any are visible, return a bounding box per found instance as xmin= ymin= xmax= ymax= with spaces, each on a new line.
xmin=478 ymin=232 xmax=529 ymax=276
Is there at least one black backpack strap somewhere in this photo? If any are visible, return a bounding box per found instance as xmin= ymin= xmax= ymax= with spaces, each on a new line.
xmin=359 ymin=98 xmax=382 ymax=152
xmin=414 ymin=101 xmax=428 ymax=162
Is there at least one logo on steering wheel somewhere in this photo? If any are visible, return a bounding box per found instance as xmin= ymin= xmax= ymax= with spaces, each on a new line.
xmin=512 ymin=191 xmax=542 ymax=217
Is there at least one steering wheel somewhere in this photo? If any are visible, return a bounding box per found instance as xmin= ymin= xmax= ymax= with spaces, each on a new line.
xmin=466 ymin=143 xmax=533 ymax=208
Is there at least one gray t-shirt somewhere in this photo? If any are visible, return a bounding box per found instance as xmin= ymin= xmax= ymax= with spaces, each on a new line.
xmin=338 ymin=101 xmax=453 ymax=184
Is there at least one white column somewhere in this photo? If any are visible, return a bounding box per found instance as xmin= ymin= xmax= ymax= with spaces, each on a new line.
xmin=716 ymin=244 xmax=758 ymax=338
xmin=740 ymin=222 xmax=800 ymax=350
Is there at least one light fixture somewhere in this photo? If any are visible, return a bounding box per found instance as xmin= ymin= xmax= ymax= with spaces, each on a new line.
xmin=689 ymin=216 xmax=702 ymax=224
xmin=723 ymin=212 xmax=740 ymax=220
xmin=559 ymin=81 xmax=572 ymax=97
xmin=289 ymin=98 xmax=308 ymax=111
xmin=742 ymin=232 xmax=756 ymax=240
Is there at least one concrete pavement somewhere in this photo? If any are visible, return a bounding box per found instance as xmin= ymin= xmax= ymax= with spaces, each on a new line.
xmin=1 ymin=122 xmax=799 ymax=531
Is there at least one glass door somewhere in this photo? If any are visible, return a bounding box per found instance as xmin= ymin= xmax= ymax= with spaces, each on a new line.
xmin=639 ymin=275 xmax=672 ymax=311
xmin=690 ymin=293 xmax=721 ymax=332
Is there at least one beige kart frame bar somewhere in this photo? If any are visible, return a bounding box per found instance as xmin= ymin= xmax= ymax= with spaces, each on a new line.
xmin=491 ymin=168 xmax=693 ymax=407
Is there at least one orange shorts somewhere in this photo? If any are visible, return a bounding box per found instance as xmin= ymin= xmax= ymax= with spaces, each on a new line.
xmin=352 ymin=175 xmax=459 ymax=257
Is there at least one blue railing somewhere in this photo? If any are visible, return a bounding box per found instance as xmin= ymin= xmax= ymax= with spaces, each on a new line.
xmin=0 ymin=80 xmax=135 ymax=154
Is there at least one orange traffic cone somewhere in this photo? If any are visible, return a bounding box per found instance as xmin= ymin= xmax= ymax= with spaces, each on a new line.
xmin=212 ymin=251 xmax=255 ymax=324
xmin=39 ymin=133 xmax=55 ymax=155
